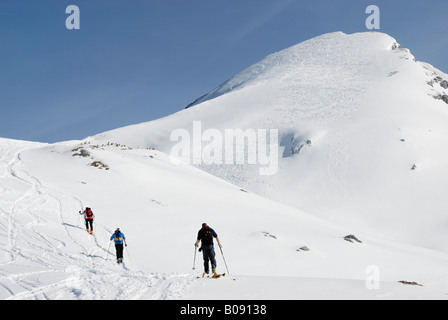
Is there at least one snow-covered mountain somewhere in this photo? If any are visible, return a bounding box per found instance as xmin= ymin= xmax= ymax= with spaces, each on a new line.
xmin=1 ymin=31 xmax=448 ymax=300
xmin=91 ymin=31 xmax=448 ymax=246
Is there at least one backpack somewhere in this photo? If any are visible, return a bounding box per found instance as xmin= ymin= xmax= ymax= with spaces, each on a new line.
xmin=85 ymin=208 xmax=94 ymax=219
xmin=202 ymin=226 xmax=214 ymax=245
xmin=114 ymin=231 xmax=123 ymax=242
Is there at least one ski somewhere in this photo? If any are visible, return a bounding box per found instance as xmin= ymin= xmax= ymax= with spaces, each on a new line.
xmin=197 ymin=272 xmax=226 ymax=279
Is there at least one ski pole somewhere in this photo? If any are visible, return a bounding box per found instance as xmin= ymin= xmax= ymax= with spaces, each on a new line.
xmin=105 ymin=241 xmax=112 ymax=260
xmin=193 ymin=245 xmax=197 ymax=270
xmin=125 ymin=245 xmax=133 ymax=268
xmin=219 ymin=246 xmax=229 ymax=274
xmin=78 ymin=210 xmax=82 ymax=227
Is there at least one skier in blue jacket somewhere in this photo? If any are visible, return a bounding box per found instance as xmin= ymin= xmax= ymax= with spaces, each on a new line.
xmin=110 ymin=228 xmax=127 ymax=264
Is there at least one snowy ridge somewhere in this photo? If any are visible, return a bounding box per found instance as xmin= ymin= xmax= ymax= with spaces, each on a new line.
xmin=186 ymin=32 xmax=401 ymax=108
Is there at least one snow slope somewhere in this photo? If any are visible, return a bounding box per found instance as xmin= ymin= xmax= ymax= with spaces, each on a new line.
xmin=1 ymin=137 xmax=448 ymax=300
xmin=1 ymin=31 xmax=448 ymax=300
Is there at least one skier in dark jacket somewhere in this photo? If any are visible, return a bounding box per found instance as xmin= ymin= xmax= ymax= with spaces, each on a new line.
xmin=194 ymin=223 xmax=222 ymax=277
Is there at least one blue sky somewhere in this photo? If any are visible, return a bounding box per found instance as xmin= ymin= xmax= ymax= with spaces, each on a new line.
xmin=1 ymin=0 xmax=447 ymax=143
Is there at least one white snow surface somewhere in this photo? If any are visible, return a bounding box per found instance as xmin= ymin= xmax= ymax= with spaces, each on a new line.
xmin=1 ymin=32 xmax=448 ymax=300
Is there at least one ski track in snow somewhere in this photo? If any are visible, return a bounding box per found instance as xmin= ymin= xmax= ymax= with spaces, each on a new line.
xmin=0 ymin=142 xmax=194 ymax=300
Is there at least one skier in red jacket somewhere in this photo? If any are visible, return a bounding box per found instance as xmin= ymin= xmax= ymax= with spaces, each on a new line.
xmin=80 ymin=207 xmax=95 ymax=234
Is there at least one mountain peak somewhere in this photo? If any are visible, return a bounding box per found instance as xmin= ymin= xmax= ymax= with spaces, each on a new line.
xmin=186 ymin=31 xmax=403 ymax=108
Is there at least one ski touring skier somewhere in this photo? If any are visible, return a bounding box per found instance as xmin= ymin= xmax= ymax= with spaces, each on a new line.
xmin=194 ymin=223 xmax=222 ymax=278
xmin=110 ymin=228 xmax=127 ymax=264
xmin=80 ymin=207 xmax=95 ymax=234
